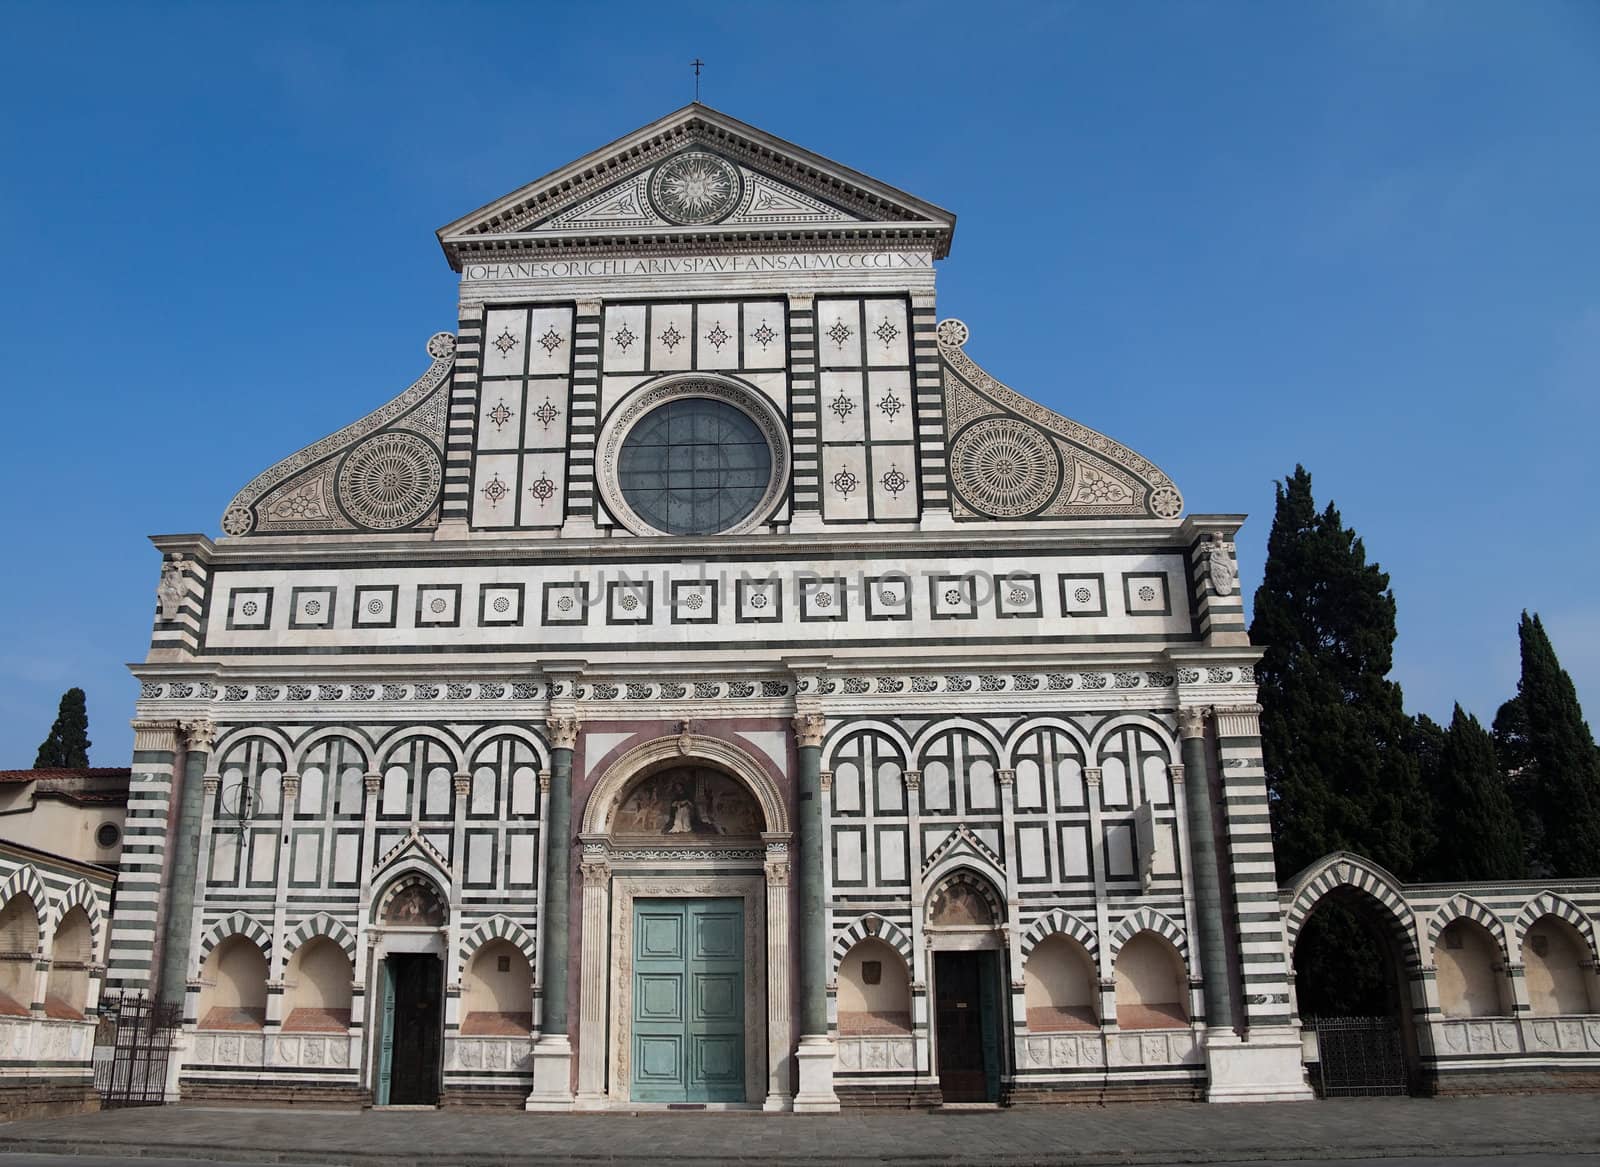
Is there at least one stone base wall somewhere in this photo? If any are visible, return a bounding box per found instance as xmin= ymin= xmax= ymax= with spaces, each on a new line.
xmin=0 ymin=1077 xmax=99 ymax=1122
xmin=1427 ymin=1066 xmax=1600 ymax=1096
xmin=180 ymin=1081 xmax=368 ymax=1107
xmin=440 ymin=1084 xmax=530 ymax=1109
xmin=1006 ymin=1078 xmax=1205 ymax=1106
xmin=835 ymin=1082 xmax=941 ymax=1109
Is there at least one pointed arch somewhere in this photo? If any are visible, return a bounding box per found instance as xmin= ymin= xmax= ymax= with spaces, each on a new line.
xmin=283 ymin=913 xmax=357 ymax=962
xmin=1282 ymin=851 xmax=1420 ymax=967
xmin=1427 ymin=895 xmax=1510 ymax=963
xmin=198 ymin=912 xmax=272 ymax=965
xmin=1021 ymin=909 xmax=1099 ymax=961
xmin=832 ymin=914 xmax=913 ymax=970
xmin=1088 ymin=714 xmax=1180 ymax=765
xmin=458 ymin=915 xmax=538 ymax=974
xmin=52 ymin=881 xmax=105 ymax=953
xmin=375 ymin=725 xmax=466 ymax=771
xmin=923 ymin=863 xmax=1007 ymax=928
xmin=1515 ymin=891 xmax=1598 ymax=962
xmin=821 ymin=719 xmax=913 ymax=769
xmin=289 ymin=727 xmax=377 ymax=773
xmin=1108 ymin=908 xmax=1189 ymax=963
xmin=0 ymin=865 xmax=48 ymax=920
xmin=1002 ymin=716 xmax=1092 ymax=769
xmin=373 ymin=866 xmax=450 ymax=927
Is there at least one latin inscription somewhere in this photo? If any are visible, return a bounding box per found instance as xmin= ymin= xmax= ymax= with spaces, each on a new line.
xmin=462 ymin=252 xmax=933 ymax=283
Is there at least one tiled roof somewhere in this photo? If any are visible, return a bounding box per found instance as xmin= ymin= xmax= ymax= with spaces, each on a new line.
xmin=0 ymin=768 xmax=131 ymax=783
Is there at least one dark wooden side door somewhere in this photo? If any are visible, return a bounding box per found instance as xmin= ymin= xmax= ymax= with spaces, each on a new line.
xmin=935 ymin=950 xmax=1001 ymax=1103
xmin=387 ymin=953 xmax=442 ymax=1105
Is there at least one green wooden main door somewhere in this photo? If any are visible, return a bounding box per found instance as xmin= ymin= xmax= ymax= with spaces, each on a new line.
xmin=631 ymin=898 xmax=744 ymax=1102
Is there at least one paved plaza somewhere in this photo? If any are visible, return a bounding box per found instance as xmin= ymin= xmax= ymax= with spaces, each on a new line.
xmin=2 ymin=1096 xmax=1600 ymax=1166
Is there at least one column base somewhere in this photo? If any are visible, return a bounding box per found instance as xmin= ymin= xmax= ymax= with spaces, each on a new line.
xmin=918 ymin=507 xmax=958 ymax=531
xmin=791 ymin=1035 xmax=840 ymax=1113
xmin=762 ymin=1091 xmax=793 ymax=1112
xmin=524 ymin=1036 xmax=575 ymax=1111
xmin=432 ymin=518 xmax=470 ymax=541
xmin=1204 ymin=1028 xmax=1315 ymax=1103
xmin=789 ymin=511 xmax=825 ymax=534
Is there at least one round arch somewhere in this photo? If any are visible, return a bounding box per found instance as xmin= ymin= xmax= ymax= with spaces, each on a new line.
xmin=909 ymin=717 xmax=1005 ymax=766
xmin=374 ymin=726 xmax=467 ymax=771
xmin=462 ymin=724 xmax=551 ymax=771
xmin=581 ymin=732 xmax=789 ymax=837
xmin=289 ymin=726 xmax=378 ymax=773
xmin=1282 ymin=851 xmax=1421 ymax=968
xmin=1087 ymin=714 xmax=1180 ymax=766
xmin=821 ymin=719 xmax=913 ymax=769
xmin=209 ymin=727 xmax=295 ymax=775
xmin=1001 ymin=716 xmax=1093 ymax=769
xmin=1427 ymin=895 xmax=1511 ymax=965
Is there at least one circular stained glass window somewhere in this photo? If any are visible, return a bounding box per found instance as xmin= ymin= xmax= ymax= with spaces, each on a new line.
xmin=617 ymin=398 xmax=773 ymax=535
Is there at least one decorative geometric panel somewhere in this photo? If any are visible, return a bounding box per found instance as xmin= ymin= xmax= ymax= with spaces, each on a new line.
xmin=479 ymin=584 xmax=524 ymax=627
xmin=354 ymin=585 xmax=398 ymax=629
xmin=542 ymin=581 xmax=587 ymax=625
xmin=800 ymin=577 xmax=846 ymax=622
xmin=1059 ymin=574 xmax=1107 ymax=618
xmin=226 ymin=588 xmax=273 ymax=631
xmin=736 ymin=578 xmax=780 ymax=623
xmin=416 ymin=585 xmax=461 ymax=628
xmin=607 ymin=580 xmax=653 ymax=624
xmin=1122 ymin=572 xmax=1171 ymax=616
xmin=949 ymin=416 xmax=1060 ymax=518
xmin=997 ymin=573 xmax=1042 ymax=619
xmin=930 ymin=574 xmax=977 ymax=621
xmin=865 ymin=575 xmax=912 ymax=620
xmin=287 ymin=586 xmax=335 ymax=631
xmin=336 ymin=431 xmax=442 ymax=531
xmin=671 ymin=580 xmax=718 ymax=625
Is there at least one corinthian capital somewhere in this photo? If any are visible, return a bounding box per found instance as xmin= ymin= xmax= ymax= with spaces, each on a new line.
xmin=182 ymin=718 xmax=218 ymax=753
xmin=1177 ymin=707 xmax=1208 ymax=740
xmin=547 ymin=716 xmax=580 ymax=751
xmin=791 ymin=712 xmax=827 ymax=749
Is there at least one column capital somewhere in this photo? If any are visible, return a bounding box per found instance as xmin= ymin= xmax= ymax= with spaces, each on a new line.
xmin=363 ymin=771 xmax=382 ymax=794
xmin=1083 ymin=767 xmax=1103 ymax=786
xmin=579 ymin=860 xmax=610 ymax=887
xmin=818 ymin=769 xmax=833 ymax=792
xmin=997 ymin=768 xmax=1016 ymax=787
xmin=575 ymin=297 xmax=603 ymax=316
xmin=902 ymin=769 xmax=921 ymax=792
xmin=453 ymin=773 xmax=472 ymax=798
xmin=547 ymin=716 xmax=581 ymax=751
xmin=786 ymin=291 xmax=816 ymax=310
xmin=202 ymin=774 xmax=221 ymax=795
xmin=538 ymin=769 xmax=552 ymax=793
xmin=1169 ymin=762 xmax=1187 ymax=784
xmin=1212 ymin=703 xmax=1263 ymax=738
xmin=181 ymin=718 xmax=218 ymax=752
xmin=1177 ymin=706 xmax=1208 ymax=740
xmin=129 ymin=718 xmax=181 ymax=753
xmin=792 ymin=712 xmax=827 ymax=749
xmin=281 ymin=772 xmax=301 ymax=798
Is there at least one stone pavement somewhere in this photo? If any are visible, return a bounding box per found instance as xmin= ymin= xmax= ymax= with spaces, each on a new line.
xmin=2 ymin=1095 xmax=1599 ymax=1166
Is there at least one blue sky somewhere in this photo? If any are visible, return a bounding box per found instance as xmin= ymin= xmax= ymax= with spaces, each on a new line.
xmin=1 ymin=1 xmax=1595 ymax=765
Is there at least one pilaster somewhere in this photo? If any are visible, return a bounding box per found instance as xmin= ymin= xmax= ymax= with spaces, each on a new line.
xmin=790 ymin=712 xmax=838 ymax=1112
xmin=106 ymin=718 xmax=180 ymax=989
xmin=561 ymin=299 xmax=603 ymax=536
xmin=786 ymin=293 xmax=822 ymax=529
xmin=527 ymin=714 xmax=579 ymax=1110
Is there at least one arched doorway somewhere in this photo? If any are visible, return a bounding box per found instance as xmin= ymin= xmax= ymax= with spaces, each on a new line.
xmin=575 ymin=733 xmax=792 ymax=1109
xmin=924 ymin=868 xmax=1007 ymax=1104
xmin=1284 ymin=855 xmax=1422 ymax=1097
xmin=371 ymin=873 xmax=448 ymax=1106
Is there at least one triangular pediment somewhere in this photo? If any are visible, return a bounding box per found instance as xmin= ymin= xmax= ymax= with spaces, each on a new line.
xmin=437 ymin=104 xmax=954 ymax=269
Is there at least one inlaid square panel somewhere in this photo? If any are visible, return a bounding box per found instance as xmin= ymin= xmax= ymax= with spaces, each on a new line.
xmin=692 ymin=974 xmax=739 ymax=1021
xmin=692 ymin=913 xmax=739 ymax=960
xmin=483 ymin=307 xmax=530 ymax=378
xmin=863 ymin=298 xmax=910 ymax=367
xmin=479 ymin=583 xmax=524 ymax=627
xmin=639 ymin=914 xmax=684 ymax=960
xmin=648 ymin=304 xmax=692 ymax=371
xmin=816 ymin=299 xmax=863 ymax=368
xmin=288 ymin=586 xmax=335 ymax=630
xmin=603 ymin=304 xmax=647 ymax=372
xmin=864 ymin=574 xmax=912 ymax=621
xmin=799 ymin=576 xmax=846 ymax=622
xmin=521 ymin=381 xmax=571 ymax=451
xmin=695 ymin=302 xmax=740 ymax=370
xmin=670 ymin=579 xmax=718 ymax=625
xmin=226 ymin=587 xmax=273 ymax=631
xmin=820 ymin=370 xmax=866 ymax=443
xmin=820 ymin=446 xmax=869 ymax=522
xmin=353 ymin=585 xmax=398 ymax=629
xmin=635 ymin=1034 xmax=681 ymax=1080
xmin=416 ymin=584 xmax=461 ymax=628
xmin=637 ymin=976 xmax=683 ymax=1021
xmin=477 ymin=386 xmax=521 ymax=451
xmin=736 ymin=578 xmax=781 ymax=623
xmin=741 ymin=301 xmax=786 ymax=369
xmin=607 ymin=580 xmax=653 ymax=624
xmin=1123 ymin=572 xmax=1171 ymax=616
xmin=694 ymin=1035 xmax=741 ymax=1083
xmin=1059 ymin=573 xmax=1107 ymax=618
xmin=525 ymin=305 xmax=574 ymax=376
xmin=930 ymin=574 xmax=977 ymax=620
xmin=542 ymin=581 xmax=588 ymax=625
xmin=997 ymin=573 xmax=1043 ymax=619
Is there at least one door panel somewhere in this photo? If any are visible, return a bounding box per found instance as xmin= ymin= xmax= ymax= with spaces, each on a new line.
xmin=935 ymin=950 xmax=1001 ymax=1103
xmin=386 ymin=954 xmax=442 ymax=1106
xmin=632 ymin=898 xmax=744 ymax=1102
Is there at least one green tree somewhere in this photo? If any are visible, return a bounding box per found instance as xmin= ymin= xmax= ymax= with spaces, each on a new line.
xmin=33 ymin=688 xmax=91 ymax=769
xmin=1495 ymin=613 xmax=1600 ymax=877
xmin=1251 ymin=466 xmax=1431 ymax=880
xmin=1422 ymin=705 xmax=1524 ymax=880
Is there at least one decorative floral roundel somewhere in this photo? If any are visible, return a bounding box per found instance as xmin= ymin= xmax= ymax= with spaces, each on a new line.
xmin=950 ymin=417 xmax=1059 ymax=517
xmin=648 ymin=151 xmax=743 ymax=225
xmin=336 ymin=431 xmax=441 ymax=530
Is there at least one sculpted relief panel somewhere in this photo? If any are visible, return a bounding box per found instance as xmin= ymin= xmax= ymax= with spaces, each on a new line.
xmin=612 ymin=767 xmax=763 ymax=838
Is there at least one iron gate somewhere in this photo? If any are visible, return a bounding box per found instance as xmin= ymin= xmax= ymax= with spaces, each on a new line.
xmin=93 ymin=992 xmax=182 ymax=1108
xmin=1309 ymin=1015 xmax=1409 ymax=1097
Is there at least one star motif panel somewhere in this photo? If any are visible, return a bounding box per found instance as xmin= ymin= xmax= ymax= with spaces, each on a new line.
xmin=472 ymin=304 xmax=575 ymax=531
xmin=816 ymin=296 xmax=920 ymax=523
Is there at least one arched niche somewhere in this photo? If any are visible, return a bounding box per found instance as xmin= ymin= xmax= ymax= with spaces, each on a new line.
xmin=1435 ymin=919 xmax=1510 ymax=1019
xmin=1524 ymin=916 xmax=1598 ymax=1016
xmin=1024 ymin=934 xmax=1098 ymax=1032
xmin=837 ymin=938 xmax=911 ymax=1036
xmin=197 ymin=935 xmax=268 ymax=1030
xmin=0 ymin=894 xmax=39 ymax=1014
xmin=282 ymin=937 xmax=353 ymax=1032
xmin=1114 ymin=932 xmax=1189 ymax=1030
xmin=461 ymin=939 xmax=533 ymax=1035
xmin=581 ymin=732 xmax=788 ymax=838
xmin=377 ymin=874 xmax=448 ymax=929
xmin=45 ymin=906 xmax=93 ymax=1019
xmin=611 ymin=765 xmax=764 ymax=838
xmin=924 ymin=868 xmax=1005 ymax=948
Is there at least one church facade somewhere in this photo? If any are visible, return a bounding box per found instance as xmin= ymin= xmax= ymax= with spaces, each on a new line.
xmin=96 ymin=105 xmax=1600 ymax=1113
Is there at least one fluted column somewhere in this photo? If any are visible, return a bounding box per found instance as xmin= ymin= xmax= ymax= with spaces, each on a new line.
xmin=573 ymin=847 xmax=610 ymax=1106
xmin=764 ymin=837 xmax=792 ymax=1111
xmin=791 ymin=712 xmax=839 ymax=1112
xmin=527 ymin=715 xmax=579 ymax=1110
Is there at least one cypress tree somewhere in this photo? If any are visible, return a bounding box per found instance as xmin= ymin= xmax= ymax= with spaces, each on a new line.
xmin=33 ymin=688 xmax=92 ymax=769
xmin=1424 ymin=705 xmax=1524 ymax=880
xmin=1495 ymin=613 xmax=1600 ymax=877
xmin=1251 ymin=466 xmax=1431 ymax=879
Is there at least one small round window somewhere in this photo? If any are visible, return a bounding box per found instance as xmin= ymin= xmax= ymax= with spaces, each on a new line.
xmin=617 ymin=398 xmax=774 ymax=536
xmin=96 ymin=823 xmax=121 ymax=849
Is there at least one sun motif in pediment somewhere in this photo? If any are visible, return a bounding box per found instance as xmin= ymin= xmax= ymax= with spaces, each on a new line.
xmin=649 ymin=151 xmax=742 ymax=225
